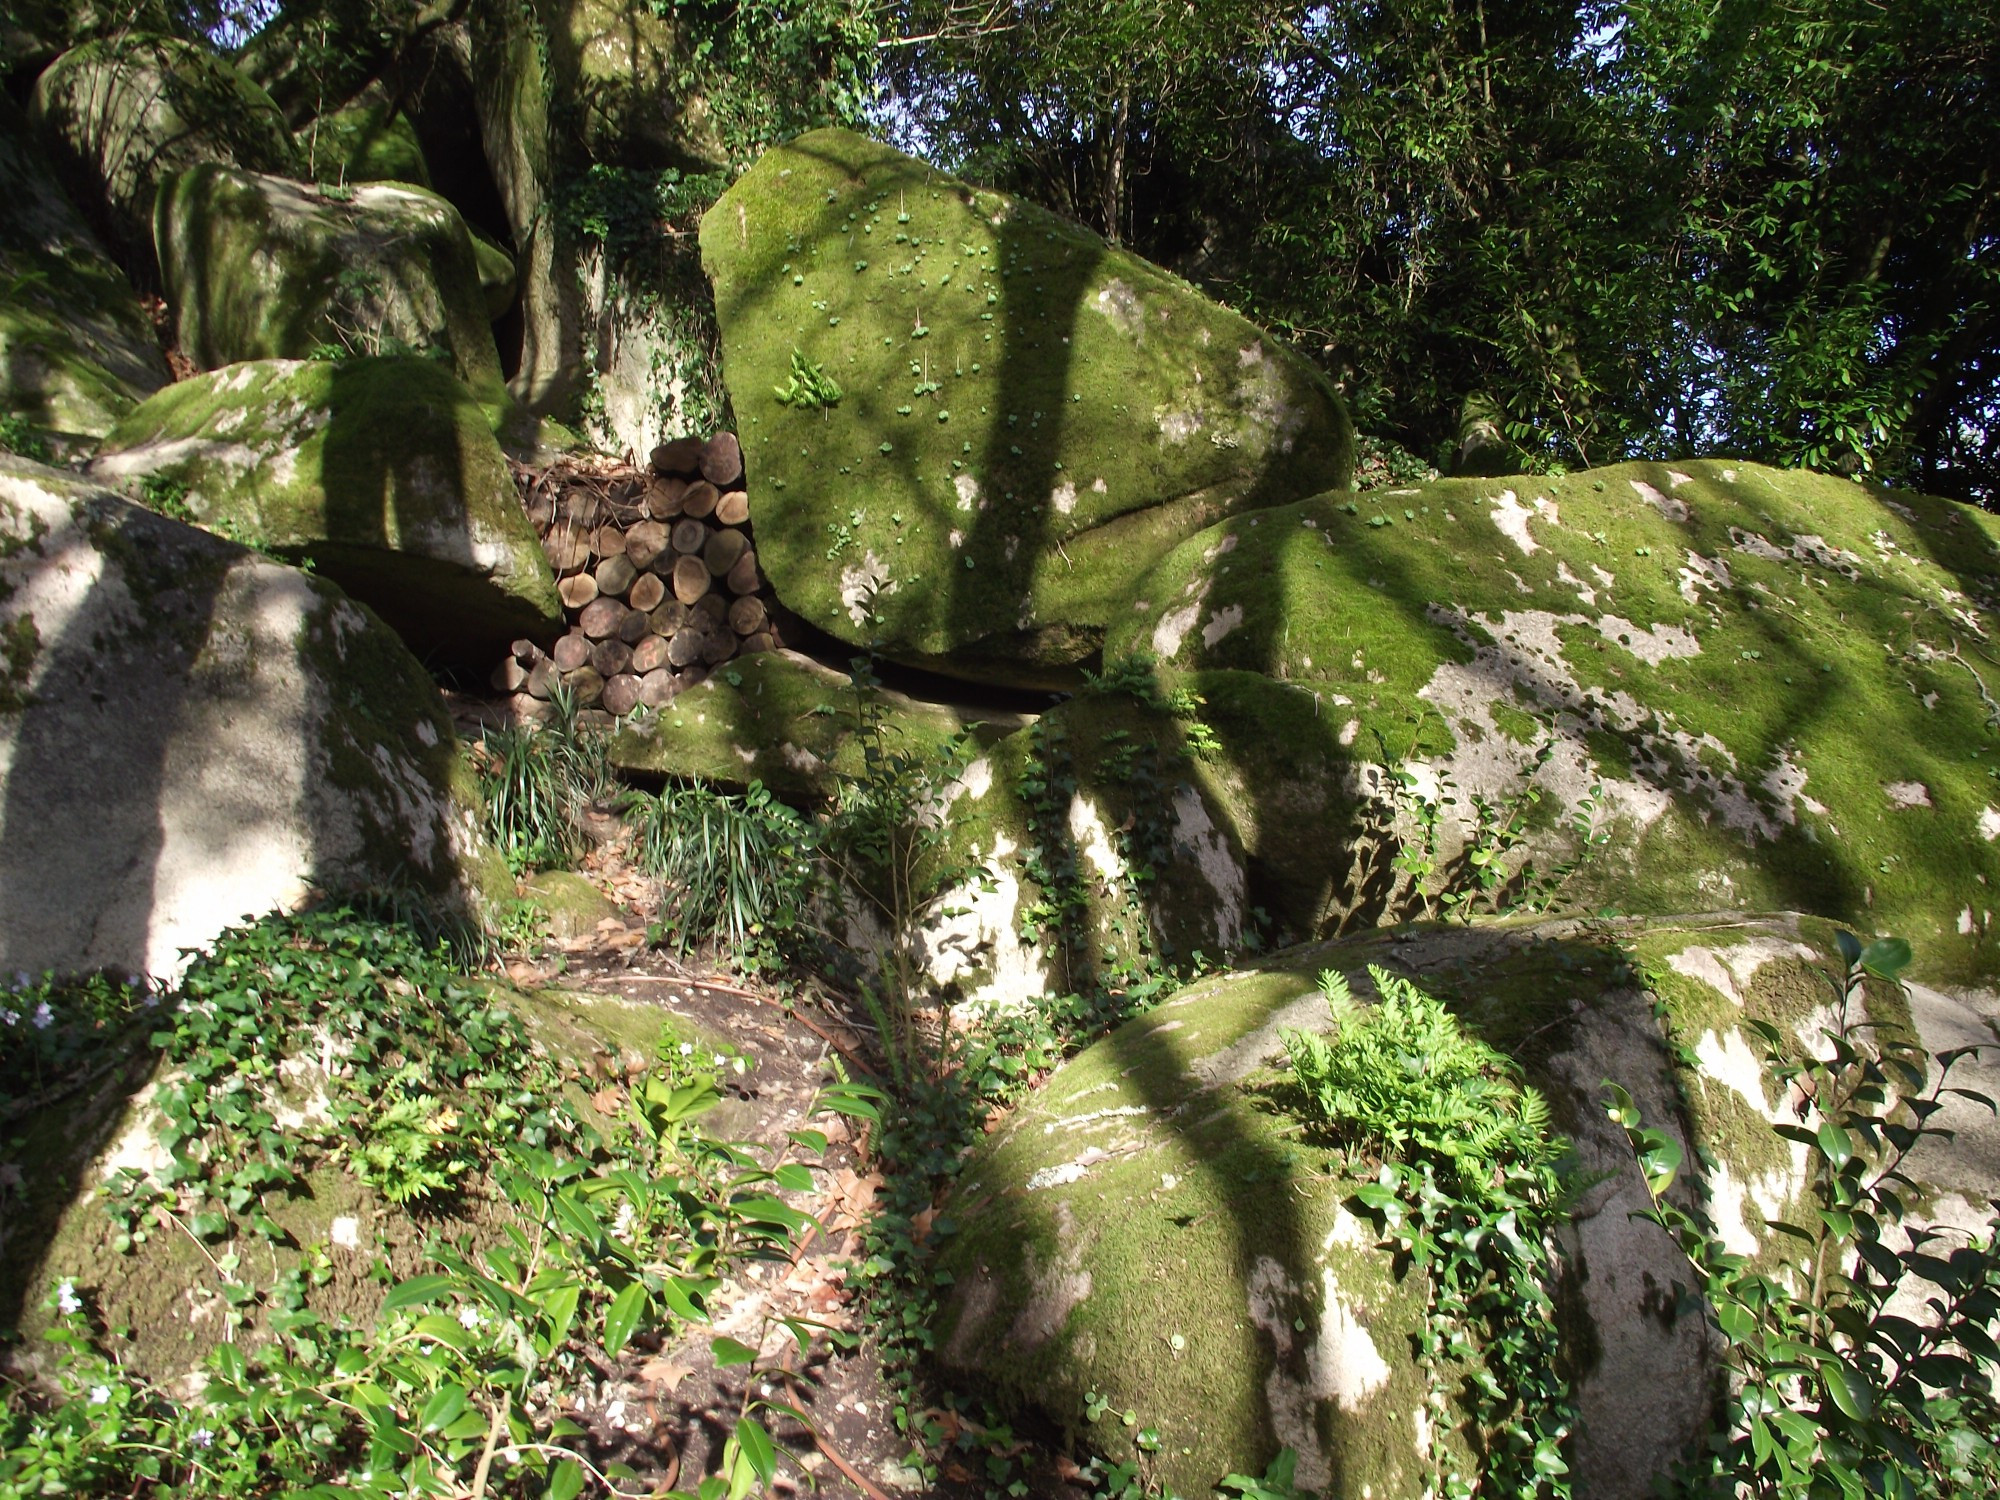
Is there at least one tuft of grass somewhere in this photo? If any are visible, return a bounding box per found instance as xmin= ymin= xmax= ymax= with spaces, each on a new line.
xmin=630 ymin=780 xmax=818 ymax=969
xmin=476 ymin=683 xmax=610 ymax=876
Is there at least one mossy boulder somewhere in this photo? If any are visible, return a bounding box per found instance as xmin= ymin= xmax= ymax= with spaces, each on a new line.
xmin=544 ymin=0 xmax=725 ymax=167
xmin=28 ymin=34 xmax=299 ymax=264
xmin=297 ymin=90 xmax=432 ymax=188
xmin=0 ymin=455 xmax=508 ymax=980
xmin=0 ymin=95 xmax=167 ymax=446
xmin=934 ymin=911 xmax=1997 ymax=1499
xmin=1108 ymin=459 xmax=2000 ymax=984
xmin=699 ymin=128 xmax=1355 ymax=688
xmin=156 ymin=165 xmax=508 ymax=410
xmin=608 ymin=648 xmax=1026 ymax=800
xmin=90 ymin=357 xmax=562 ymax=665
xmin=521 ymin=868 xmax=623 ymax=941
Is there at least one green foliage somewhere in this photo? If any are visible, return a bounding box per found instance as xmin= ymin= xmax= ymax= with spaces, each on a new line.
xmin=667 ymin=0 xmax=878 ymax=167
xmin=1286 ymin=968 xmax=1575 ymax=1497
xmin=1607 ymin=933 xmax=2000 ymax=1496
xmin=475 ymin=686 xmax=609 ymax=876
xmin=771 ymin=347 xmax=844 ymax=411
xmin=0 ymin=416 xmax=53 ymax=465
xmin=630 ymin=779 xmax=819 ymax=972
xmin=0 ymin=909 xmax=837 ymax=1498
xmin=559 ymin=163 xmax=729 ymax=261
xmin=138 ymin=474 xmax=195 ymax=524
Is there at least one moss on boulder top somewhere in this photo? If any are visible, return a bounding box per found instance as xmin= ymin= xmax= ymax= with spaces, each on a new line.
xmin=1109 ymin=459 xmax=2000 ymax=983
xmin=91 ymin=357 xmax=561 ymax=664
xmin=0 ymin=96 xmax=167 ymax=444
xmin=157 ymin=165 xmax=508 ymax=412
xmin=608 ymin=648 xmax=1027 ymax=800
xmin=544 ymin=0 xmax=724 ymax=167
xmin=934 ymin=911 xmax=1995 ymax=1500
xmin=699 ymin=128 xmax=1354 ymax=689
xmin=28 ymin=33 xmax=298 ymax=265
xmin=0 ymin=455 xmax=507 ymax=980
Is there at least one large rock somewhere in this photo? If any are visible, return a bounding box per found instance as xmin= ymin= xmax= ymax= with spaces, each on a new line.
xmin=28 ymin=34 xmax=299 ymax=264
xmin=543 ymin=0 xmax=725 ymax=166
xmin=297 ymin=89 xmax=433 ymax=187
xmin=699 ymin=128 xmax=1355 ymax=688
xmin=934 ymin=912 xmax=2000 ymax=1499
xmin=0 ymin=95 xmax=168 ymax=446
xmin=0 ymin=455 xmax=509 ymax=979
xmin=1109 ymin=459 xmax=2000 ymax=984
xmin=90 ymin=357 xmax=563 ymax=664
xmin=156 ymin=164 xmax=508 ymax=408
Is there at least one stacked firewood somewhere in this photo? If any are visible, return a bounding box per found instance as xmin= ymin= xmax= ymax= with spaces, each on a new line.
xmin=495 ymin=431 xmax=778 ymax=717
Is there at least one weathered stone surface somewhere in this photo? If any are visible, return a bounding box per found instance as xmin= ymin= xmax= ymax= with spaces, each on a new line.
xmin=28 ymin=33 xmax=298 ymax=263
xmin=91 ymin=357 xmax=562 ymax=663
xmin=699 ymin=128 xmax=1355 ymax=688
xmin=0 ymin=455 xmax=509 ymax=979
xmin=0 ymin=96 xmax=167 ymax=446
xmin=521 ymin=868 xmax=621 ymax=940
xmin=298 ymin=89 xmax=432 ymax=188
xmin=934 ymin=911 xmax=1999 ymax=1500
xmin=156 ymin=165 xmax=508 ymax=411
xmin=1110 ymin=459 xmax=2000 ymax=983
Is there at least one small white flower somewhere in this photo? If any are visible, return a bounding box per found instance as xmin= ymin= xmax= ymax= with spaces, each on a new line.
xmin=32 ymin=1001 xmax=54 ymax=1029
xmin=192 ymin=1426 xmax=214 ymax=1449
xmin=611 ymin=1202 xmax=636 ymax=1240
xmin=713 ymin=1053 xmax=728 ymax=1068
xmin=89 ymin=1385 xmax=111 ymax=1405
xmin=457 ymin=1305 xmax=483 ymax=1330
xmin=55 ymin=1280 xmax=81 ymax=1315
xmin=678 ymin=1042 xmax=694 ymax=1057
xmin=0 ymin=1009 xmax=14 ymax=1027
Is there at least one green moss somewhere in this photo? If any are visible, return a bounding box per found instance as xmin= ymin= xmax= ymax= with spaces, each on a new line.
xmin=1110 ymin=460 xmax=2000 ymax=982
xmin=700 ymin=128 xmax=1353 ymax=686
xmin=610 ymin=649 xmax=1023 ymax=799
xmin=97 ymin=356 xmax=561 ymax=661
xmin=156 ymin=165 xmax=505 ymax=402
xmin=520 ymin=869 xmax=619 ymax=940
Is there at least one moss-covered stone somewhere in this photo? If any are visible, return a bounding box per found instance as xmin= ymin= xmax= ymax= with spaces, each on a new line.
xmin=298 ymin=90 xmax=432 ymax=188
xmin=520 ymin=868 xmax=621 ymax=940
xmin=934 ymin=910 xmax=1992 ymax=1499
xmin=1109 ymin=459 xmax=2000 ymax=983
xmin=28 ymin=33 xmax=299 ymax=264
xmin=699 ymin=128 xmax=1355 ymax=688
xmin=608 ymin=648 xmax=1025 ymax=799
xmin=544 ymin=0 xmax=725 ymax=167
xmin=156 ymin=165 xmax=508 ymax=411
xmin=0 ymin=95 xmax=167 ymax=442
xmin=91 ymin=357 xmax=562 ymax=664
xmin=0 ymin=454 xmax=505 ymax=979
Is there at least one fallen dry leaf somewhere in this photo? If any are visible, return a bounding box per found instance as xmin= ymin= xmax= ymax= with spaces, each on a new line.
xmin=637 ymin=1357 xmax=694 ymax=1393
xmin=590 ymin=1086 xmax=625 ymax=1114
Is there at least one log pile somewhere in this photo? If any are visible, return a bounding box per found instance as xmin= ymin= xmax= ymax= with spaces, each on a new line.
xmin=496 ymin=431 xmax=778 ymax=717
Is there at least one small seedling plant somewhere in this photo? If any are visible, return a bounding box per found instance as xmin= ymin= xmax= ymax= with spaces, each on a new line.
xmin=1284 ymin=967 xmax=1576 ymax=1498
xmin=1606 ymin=932 xmax=2000 ymax=1497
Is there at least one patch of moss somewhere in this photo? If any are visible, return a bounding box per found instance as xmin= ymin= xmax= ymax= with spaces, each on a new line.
xmin=96 ymin=357 xmax=561 ymax=661
xmin=699 ymin=128 xmax=1353 ymax=686
xmin=1111 ymin=461 xmax=2000 ymax=982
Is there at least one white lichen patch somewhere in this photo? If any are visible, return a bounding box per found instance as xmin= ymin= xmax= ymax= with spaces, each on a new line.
xmin=1169 ymin=786 xmax=1244 ymax=947
xmin=1202 ymin=603 xmax=1244 ymax=648
xmin=1245 ymin=1258 xmax=1390 ymax=1495
xmin=838 ymin=550 xmax=896 ymax=626
xmin=954 ymin=473 xmax=981 ymax=512
xmin=1092 ymin=277 xmax=1143 ymax=334
xmin=1631 ymin=479 xmax=1689 ymax=523
xmin=1679 ymin=551 xmax=1733 ymax=604
xmin=1705 ymin=1155 xmax=1808 ymax=1259
xmin=1665 ymin=937 xmax=1818 ymax=1010
xmin=1068 ymin=794 xmax=1123 ymax=882
xmin=1594 ymin=615 xmax=1702 ymax=663
xmin=1884 ymin=780 xmax=1932 ymax=809
xmin=1052 ymin=480 xmax=1077 ymax=514
xmin=1157 ymin=408 xmax=1202 ymax=444
xmin=1694 ymin=1027 xmax=1774 ymax=1116
xmin=1981 ymin=807 xmax=2000 ymax=841
xmin=923 ymin=834 xmax=1057 ymax=1007
xmin=1151 ymin=573 xmax=1213 ymax=659
xmin=1487 ymin=489 xmax=1551 ymax=555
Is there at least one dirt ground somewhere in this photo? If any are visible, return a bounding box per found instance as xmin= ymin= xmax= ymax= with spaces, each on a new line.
xmin=484 ymin=801 xmax=1091 ymax=1500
